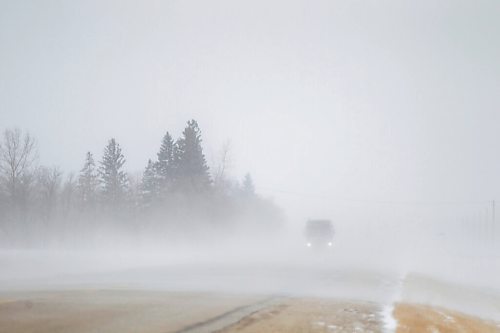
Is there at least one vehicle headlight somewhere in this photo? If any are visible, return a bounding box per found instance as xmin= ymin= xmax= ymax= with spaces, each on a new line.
xmin=328 ymin=242 xmax=332 ymax=247
xmin=306 ymin=242 xmax=312 ymax=247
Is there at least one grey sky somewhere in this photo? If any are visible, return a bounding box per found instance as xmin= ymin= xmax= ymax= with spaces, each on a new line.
xmin=1 ymin=0 xmax=499 ymax=220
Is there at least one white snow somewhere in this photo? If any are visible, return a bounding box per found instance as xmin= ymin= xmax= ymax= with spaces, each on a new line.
xmin=381 ymin=303 xmax=397 ymax=333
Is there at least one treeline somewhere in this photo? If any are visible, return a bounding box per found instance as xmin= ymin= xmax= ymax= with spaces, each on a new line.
xmin=0 ymin=120 xmax=283 ymax=247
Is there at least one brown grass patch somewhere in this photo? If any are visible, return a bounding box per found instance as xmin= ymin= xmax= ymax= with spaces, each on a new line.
xmin=394 ymin=303 xmax=500 ymax=333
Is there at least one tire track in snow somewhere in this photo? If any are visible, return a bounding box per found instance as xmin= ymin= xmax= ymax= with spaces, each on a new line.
xmin=173 ymin=297 xmax=284 ymax=333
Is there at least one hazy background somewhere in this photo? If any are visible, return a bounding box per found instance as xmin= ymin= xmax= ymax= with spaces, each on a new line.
xmin=1 ymin=0 xmax=500 ymax=223
xmin=1 ymin=4 xmax=500 ymax=324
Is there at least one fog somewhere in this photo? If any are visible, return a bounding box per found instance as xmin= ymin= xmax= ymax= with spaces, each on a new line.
xmin=1 ymin=0 xmax=500 ymax=327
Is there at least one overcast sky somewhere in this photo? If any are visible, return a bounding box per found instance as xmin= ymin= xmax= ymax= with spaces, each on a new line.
xmin=1 ymin=0 xmax=499 ymax=220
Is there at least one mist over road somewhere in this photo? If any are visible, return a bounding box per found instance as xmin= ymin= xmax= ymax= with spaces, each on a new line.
xmin=1 ymin=247 xmax=500 ymax=332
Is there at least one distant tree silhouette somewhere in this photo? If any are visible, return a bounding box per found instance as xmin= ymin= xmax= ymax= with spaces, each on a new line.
xmin=0 ymin=121 xmax=285 ymax=245
xmin=156 ymin=132 xmax=175 ymax=194
xmin=35 ymin=166 xmax=62 ymax=221
xmin=141 ymin=159 xmax=160 ymax=206
xmin=0 ymin=128 xmax=37 ymax=208
xmin=242 ymin=173 xmax=255 ymax=197
xmin=174 ymin=120 xmax=211 ymax=192
xmin=98 ymin=139 xmax=128 ymax=208
xmin=77 ymin=152 xmax=98 ymax=210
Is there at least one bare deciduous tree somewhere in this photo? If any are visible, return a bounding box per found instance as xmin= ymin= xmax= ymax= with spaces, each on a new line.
xmin=212 ymin=140 xmax=232 ymax=192
xmin=0 ymin=128 xmax=37 ymax=205
xmin=60 ymin=173 xmax=77 ymax=217
xmin=36 ymin=166 xmax=62 ymax=220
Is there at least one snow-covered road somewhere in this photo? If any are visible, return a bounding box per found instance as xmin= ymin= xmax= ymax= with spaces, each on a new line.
xmin=1 ymin=250 xmax=499 ymax=332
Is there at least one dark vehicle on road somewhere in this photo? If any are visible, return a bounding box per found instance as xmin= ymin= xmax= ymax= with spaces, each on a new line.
xmin=305 ymin=219 xmax=334 ymax=249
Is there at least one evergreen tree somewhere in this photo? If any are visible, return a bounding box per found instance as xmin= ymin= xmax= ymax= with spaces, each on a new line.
xmin=141 ymin=159 xmax=159 ymax=206
xmin=98 ymin=139 xmax=128 ymax=207
xmin=156 ymin=132 xmax=175 ymax=192
xmin=77 ymin=152 xmax=98 ymax=209
xmin=174 ymin=120 xmax=211 ymax=191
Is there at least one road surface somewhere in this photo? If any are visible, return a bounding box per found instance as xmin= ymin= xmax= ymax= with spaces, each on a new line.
xmin=1 ymin=290 xmax=499 ymax=333
xmin=1 ymin=251 xmax=500 ymax=332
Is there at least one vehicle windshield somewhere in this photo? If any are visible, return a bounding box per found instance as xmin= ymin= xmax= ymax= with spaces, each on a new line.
xmin=306 ymin=220 xmax=334 ymax=240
